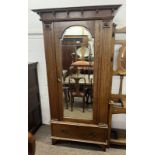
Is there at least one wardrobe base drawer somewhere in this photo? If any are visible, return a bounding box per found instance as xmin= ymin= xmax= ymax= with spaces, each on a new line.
xmin=51 ymin=121 xmax=108 ymax=143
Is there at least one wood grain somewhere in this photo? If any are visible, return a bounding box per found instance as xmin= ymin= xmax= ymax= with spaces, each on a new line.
xmin=33 ymin=5 xmax=121 ymax=150
xmin=51 ymin=121 xmax=108 ymax=142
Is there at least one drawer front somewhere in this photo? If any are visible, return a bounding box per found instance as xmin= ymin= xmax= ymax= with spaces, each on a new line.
xmin=52 ymin=122 xmax=107 ymax=142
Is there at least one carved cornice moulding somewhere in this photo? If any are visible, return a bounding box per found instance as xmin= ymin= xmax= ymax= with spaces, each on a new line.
xmin=32 ymin=5 xmax=121 ymax=13
xmin=32 ymin=5 xmax=121 ymax=22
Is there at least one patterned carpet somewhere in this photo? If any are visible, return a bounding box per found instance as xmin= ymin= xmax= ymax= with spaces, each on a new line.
xmin=35 ymin=125 xmax=126 ymax=155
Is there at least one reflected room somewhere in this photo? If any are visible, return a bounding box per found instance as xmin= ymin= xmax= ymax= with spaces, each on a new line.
xmin=61 ymin=26 xmax=94 ymax=120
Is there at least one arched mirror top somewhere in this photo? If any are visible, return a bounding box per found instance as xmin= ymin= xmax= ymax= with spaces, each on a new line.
xmin=61 ymin=26 xmax=94 ymax=59
xmin=62 ymin=26 xmax=93 ymax=38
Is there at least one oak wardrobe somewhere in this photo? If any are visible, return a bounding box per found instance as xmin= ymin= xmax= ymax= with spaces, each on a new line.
xmin=33 ymin=5 xmax=121 ymax=151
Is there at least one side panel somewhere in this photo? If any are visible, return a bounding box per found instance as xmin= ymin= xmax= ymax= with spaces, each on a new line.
xmin=96 ymin=21 xmax=113 ymax=124
xmin=42 ymin=22 xmax=60 ymax=120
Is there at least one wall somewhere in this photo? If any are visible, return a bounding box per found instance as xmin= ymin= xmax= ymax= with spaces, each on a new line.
xmin=28 ymin=0 xmax=126 ymax=128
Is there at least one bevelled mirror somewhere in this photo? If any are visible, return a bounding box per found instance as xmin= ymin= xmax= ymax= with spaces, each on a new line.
xmin=60 ymin=26 xmax=94 ymax=120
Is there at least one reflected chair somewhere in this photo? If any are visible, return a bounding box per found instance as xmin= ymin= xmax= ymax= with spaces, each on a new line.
xmin=63 ymin=86 xmax=70 ymax=109
xmin=85 ymin=78 xmax=93 ymax=105
xmin=62 ymin=72 xmax=70 ymax=109
xmin=69 ymin=76 xmax=86 ymax=112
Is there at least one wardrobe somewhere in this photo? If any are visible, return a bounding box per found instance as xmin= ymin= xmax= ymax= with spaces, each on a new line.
xmin=33 ymin=5 xmax=121 ymax=151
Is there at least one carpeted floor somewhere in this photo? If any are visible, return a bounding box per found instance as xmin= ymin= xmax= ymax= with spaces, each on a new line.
xmin=35 ymin=125 xmax=126 ymax=155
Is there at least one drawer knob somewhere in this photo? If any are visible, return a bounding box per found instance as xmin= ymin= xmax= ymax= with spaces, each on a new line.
xmin=87 ymin=132 xmax=96 ymax=138
xmin=61 ymin=129 xmax=69 ymax=135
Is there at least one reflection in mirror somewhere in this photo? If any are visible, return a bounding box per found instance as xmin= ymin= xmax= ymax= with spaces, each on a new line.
xmin=60 ymin=26 xmax=94 ymax=120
